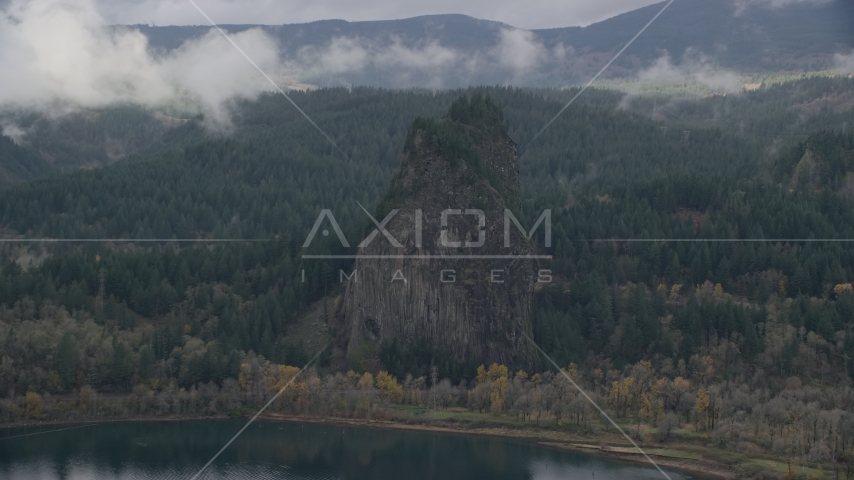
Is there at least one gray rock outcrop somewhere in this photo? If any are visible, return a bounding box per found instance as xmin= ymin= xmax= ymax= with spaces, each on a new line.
xmin=340 ymin=95 xmax=539 ymax=368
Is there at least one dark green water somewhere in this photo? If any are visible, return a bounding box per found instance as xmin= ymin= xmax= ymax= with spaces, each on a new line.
xmin=0 ymin=420 xmax=708 ymax=479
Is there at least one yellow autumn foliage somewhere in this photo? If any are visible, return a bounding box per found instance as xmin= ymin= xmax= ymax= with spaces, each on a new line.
xmin=376 ymin=371 xmax=403 ymax=403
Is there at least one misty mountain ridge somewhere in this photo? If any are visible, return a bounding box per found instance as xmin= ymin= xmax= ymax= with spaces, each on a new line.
xmin=1 ymin=0 xmax=853 ymax=187
xmin=2 ymin=0 xmax=852 ymax=138
xmin=129 ymin=0 xmax=854 ymax=89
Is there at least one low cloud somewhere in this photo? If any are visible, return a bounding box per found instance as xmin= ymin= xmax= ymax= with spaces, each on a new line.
xmin=552 ymin=43 xmax=574 ymax=62
xmin=835 ymin=51 xmax=854 ymax=74
xmin=616 ymin=92 xmax=638 ymax=111
xmin=0 ymin=122 xmax=27 ymax=145
xmin=733 ymin=0 xmax=833 ymax=15
xmin=290 ymin=37 xmax=465 ymax=88
xmin=493 ymin=28 xmax=549 ymax=73
xmin=0 ymin=0 xmax=566 ymax=121
xmin=638 ymin=50 xmax=742 ymax=93
xmin=0 ymin=0 xmax=282 ymax=127
xmin=283 ymin=27 xmax=561 ymax=88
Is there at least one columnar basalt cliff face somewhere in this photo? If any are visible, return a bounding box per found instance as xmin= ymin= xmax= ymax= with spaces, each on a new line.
xmin=341 ymin=95 xmax=538 ymax=368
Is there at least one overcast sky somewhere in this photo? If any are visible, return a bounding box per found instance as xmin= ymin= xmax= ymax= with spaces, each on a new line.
xmin=94 ymin=0 xmax=665 ymax=30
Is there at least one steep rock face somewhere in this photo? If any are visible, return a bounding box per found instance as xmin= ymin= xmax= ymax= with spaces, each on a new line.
xmin=341 ymin=96 xmax=538 ymax=368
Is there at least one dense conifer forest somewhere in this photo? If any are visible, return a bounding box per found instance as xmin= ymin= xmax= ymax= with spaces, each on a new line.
xmin=3 ymin=79 xmax=854 ymax=475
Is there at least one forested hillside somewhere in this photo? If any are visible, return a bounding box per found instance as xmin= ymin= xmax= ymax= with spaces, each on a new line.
xmin=0 ymin=106 xmax=184 ymax=186
xmin=1 ymin=81 xmax=854 ymax=382
xmin=776 ymin=130 xmax=854 ymax=191
xmin=3 ymin=81 xmax=854 ymax=474
xmin=0 ymin=135 xmax=51 ymax=188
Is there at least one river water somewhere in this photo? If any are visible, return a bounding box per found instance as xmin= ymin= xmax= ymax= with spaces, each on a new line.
xmin=0 ymin=420 xmax=709 ymax=479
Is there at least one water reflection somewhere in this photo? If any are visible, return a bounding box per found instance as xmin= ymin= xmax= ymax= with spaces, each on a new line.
xmin=0 ymin=420 xmax=702 ymax=480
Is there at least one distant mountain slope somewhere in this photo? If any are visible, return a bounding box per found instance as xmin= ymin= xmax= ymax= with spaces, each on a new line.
xmin=139 ymin=15 xmax=509 ymax=54
xmin=561 ymin=0 xmax=854 ymax=71
xmin=133 ymin=0 xmax=854 ymax=87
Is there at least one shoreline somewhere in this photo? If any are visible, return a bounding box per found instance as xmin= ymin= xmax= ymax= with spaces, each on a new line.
xmin=259 ymin=414 xmax=737 ymax=479
xmin=2 ymin=414 xmax=736 ymax=479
